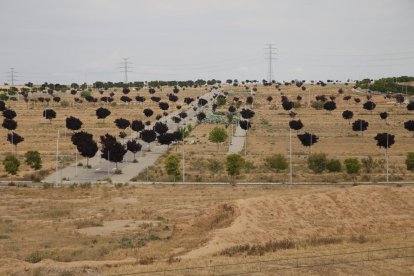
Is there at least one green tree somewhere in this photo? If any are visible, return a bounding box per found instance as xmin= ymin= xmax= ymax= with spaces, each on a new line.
xmin=344 ymin=158 xmax=361 ymax=174
xmin=24 ymin=151 xmax=42 ymax=170
xmin=265 ymin=154 xmax=288 ymax=172
xmin=215 ymin=95 xmax=226 ymax=106
xmin=406 ymin=152 xmax=414 ymax=171
xmin=208 ymin=127 xmax=228 ymax=151
xmin=3 ymin=155 xmax=20 ymax=175
xmin=207 ymin=159 xmax=223 ymax=173
xmin=164 ymin=155 xmax=181 ymax=181
xmin=326 ymin=159 xmax=341 ymax=172
xmin=226 ymin=154 xmax=245 ymax=181
xmin=307 ymin=153 xmax=327 ymax=173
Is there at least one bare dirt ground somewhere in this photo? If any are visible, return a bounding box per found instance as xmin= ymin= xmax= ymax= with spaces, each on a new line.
xmin=1 ymin=185 xmax=413 ymax=275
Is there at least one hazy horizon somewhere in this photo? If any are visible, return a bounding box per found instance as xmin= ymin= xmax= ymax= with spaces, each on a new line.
xmin=1 ymin=0 xmax=413 ymax=84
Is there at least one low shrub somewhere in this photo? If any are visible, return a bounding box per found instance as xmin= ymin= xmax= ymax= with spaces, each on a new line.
xmin=326 ymin=159 xmax=341 ymax=172
xmin=344 ymin=158 xmax=361 ymax=174
xmin=307 ymin=153 xmax=327 ymax=173
xmin=264 ymin=154 xmax=288 ymax=172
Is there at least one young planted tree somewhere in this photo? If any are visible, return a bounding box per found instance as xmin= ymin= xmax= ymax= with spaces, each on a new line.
xmin=297 ymin=132 xmax=319 ymax=155
xmin=100 ymin=134 xmax=127 ymax=169
xmin=153 ymin=122 xmax=168 ymax=135
xmin=379 ymin=112 xmax=389 ymax=124
xmin=164 ymin=154 xmax=181 ymax=182
xmin=42 ymin=109 xmax=56 ymax=123
xmin=2 ymin=118 xmax=17 ymax=131
xmin=404 ymin=120 xmax=414 ymax=137
xmin=140 ymin=129 xmax=157 ymax=150
xmin=25 ymin=151 xmax=42 ymax=170
xmin=289 ymin=120 xmax=304 ymax=132
xmin=197 ymin=112 xmax=206 ymax=122
xmin=3 ymin=109 xmax=17 ymax=120
xmin=96 ymin=107 xmax=111 ymax=122
xmin=114 ymin=118 xmax=130 ymax=130
xmin=282 ymin=101 xmax=293 ymax=111
xmin=352 ymin=119 xmax=369 ymax=136
xmin=66 ymin=116 xmax=83 ymax=132
xmin=208 ymin=127 xmax=228 ymax=151
xmin=407 ymin=102 xmax=414 ymax=111
xmin=126 ymin=140 xmax=142 ymax=162
xmin=143 ymin=108 xmax=154 ymax=118
xmin=323 ymin=101 xmax=336 ymax=112
xmin=77 ymin=138 xmax=98 ymax=167
xmin=226 ymin=154 xmax=245 ymax=182
xmin=342 ymin=110 xmax=354 ymax=124
xmin=0 ymin=100 xmax=6 ymax=112
xmin=131 ymin=120 xmax=145 ymax=137
xmin=363 ymin=101 xmax=376 ymax=114
xmin=7 ymin=132 xmax=24 ymax=152
xmin=374 ymin=132 xmax=396 ymax=182
xmin=3 ymin=155 xmax=20 ymax=175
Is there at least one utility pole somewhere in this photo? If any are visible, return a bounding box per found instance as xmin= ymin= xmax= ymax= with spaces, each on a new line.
xmin=119 ymin=58 xmax=132 ymax=84
xmin=7 ymin=68 xmax=18 ymax=86
xmin=265 ymin=44 xmax=277 ymax=83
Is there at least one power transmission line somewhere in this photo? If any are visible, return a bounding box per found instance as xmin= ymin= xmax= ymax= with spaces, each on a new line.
xmin=7 ymin=68 xmax=18 ymax=85
xmin=119 ymin=58 xmax=133 ymax=83
xmin=265 ymin=44 xmax=277 ymax=83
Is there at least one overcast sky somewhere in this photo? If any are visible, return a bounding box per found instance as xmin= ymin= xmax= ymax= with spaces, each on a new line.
xmin=1 ymin=0 xmax=413 ymax=84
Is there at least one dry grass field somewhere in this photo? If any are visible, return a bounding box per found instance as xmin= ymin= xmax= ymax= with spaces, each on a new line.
xmin=139 ymin=84 xmax=414 ymax=183
xmin=0 ymin=185 xmax=413 ymax=275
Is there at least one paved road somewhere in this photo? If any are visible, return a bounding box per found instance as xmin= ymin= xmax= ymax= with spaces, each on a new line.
xmin=43 ymin=89 xmax=219 ymax=184
xmin=228 ymin=125 xmax=246 ymax=154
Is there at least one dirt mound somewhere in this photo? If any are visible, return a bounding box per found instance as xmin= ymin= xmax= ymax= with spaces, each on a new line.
xmin=173 ymin=203 xmax=239 ymax=237
xmin=184 ymin=186 xmax=414 ymax=258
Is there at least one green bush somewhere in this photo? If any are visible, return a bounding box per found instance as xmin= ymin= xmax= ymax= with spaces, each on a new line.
xmin=265 ymin=154 xmax=288 ymax=172
xmin=326 ymin=159 xmax=341 ymax=172
xmin=293 ymin=101 xmax=301 ymax=108
xmin=406 ymin=152 xmax=414 ymax=171
xmin=307 ymin=153 xmax=327 ymax=173
xmin=226 ymin=154 xmax=245 ymax=179
xmin=164 ymin=155 xmax=181 ymax=181
xmin=25 ymin=151 xmax=42 ymax=170
xmin=80 ymin=91 xmax=91 ymax=98
xmin=3 ymin=155 xmax=20 ymax=175
xmin=344 ymin=158 xmax=361 ymax=174
xmin=244 ymin=160 xmax=256 ymax=172
xmin=311 ymin=101 xmax=324 ymax=110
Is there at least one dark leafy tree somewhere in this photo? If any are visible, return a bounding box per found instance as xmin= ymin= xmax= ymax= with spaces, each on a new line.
xmin=343 ymin=95 xmax=352 ymax=102
xmin=296 ymin=95 xmax=302 ymax=101
xmin=145 ymin=120 xmax=151 ymax=126
xmin=363 ymin=101 xmax=376 ymax=113
xmin=395 ymin=94 xmax=404 ymax=104
xmin=197 ymin=112 xmax=206 ymax=122
xmin=159 ymin=102 xmax=169 ymax=111
xmin=282 ymin=101 xmax=293 ymax=111
xmin=140 ymin=129 xmax=157 ymax=149
xmin=154 ymin=122 xmax=168 ymax=135
xmin=172 ymin=116 xmax=181 ymax=123
xmin=240 ymin=108 xmax=255 ymax=119
xmin=126 ymin=140 xmax=142 ymax=161
xmin=3 ymin=109 xmax=16 ymax=119
xmin=143 ymin=108 xmax=154 ymax=117
xmin=77 ymin=138 xmax=98 ymax=167
xmin=148 ymin=87 xmax=156 ymax=94
xmin=135 ymin=96 xmax=146 ymax=103
xmin=119 ymin=131 xmax=127 ymax=139
xmin=289 ymin=120 xmax=304 ymax=132
xmin=198 ymin=98 xmax=208 ymax=107
xmin=114 ymin=118 xmax=130 ymax=130
xmin=71 ymin=131 xmax=93 ymax=146
xmin=131 ymin=120 xmax=145 ymax=133
xmin=100 ymin=134 xmax=127 ymax=169
xmin=297 ymin=132 xmax=319 ymax=154
xmin=70 ymin=89 xmax=77 ymax=95
xmin=323 ymin=101 xmax=336 ymax=111
xmin=120 ymin=96 xmax=132 ymax=103
xmin=150 ymin=96 xmax=161 ymax=103
xmin=122 ymin=87 xmax=130 ymax=94
xmin=66 ymin=116 xmax=83 ymax=131
xmin=96 ymin=107 xmax=111 ymax=121
xmin=7 ymin=132 xmax=24 ymax=149
xmin=2 ymin=118 xmax=17 ymax=131
xmin=43 ymin=109 xmax=56 ymax=122
xmin=379 ymin=112 xmax=388 ymax=121
xmin=53 ymin=97 xmax=61 ymax=103
xmin=354 ymin=98 xmax=361 ymax=104
xmin=246 ymin=96 xmax=254 ymax=105
xmin=342 ymin=110 xmax=354 ymax=124
xmin=157 ymin=133 xmax=176 ymax=146
xmin=176 ymin=105 xmax=182 ymax=110
xmin=404 ymin=120 xmax=414 ymax=137
xmin=168 ymin=94 xmax=178 ymax=102
xmin=266 ymin=96 xmax=273 ymax=103
xmin=352 ymin=119 xmax=369 ymax=136
xmin=0 ymin=101 xmax=5 ymax=112
xmin=173 ymin=86 xmax=180 ymax=94
xmin=407 ymin=102 xmax=414 ymax=111
xmin=374 ymin=133 xmax=395 ymax=149
xmin=179 ymin=112 xmax=187 ymax=119
xmin=184 ymin=97 xmax=194 ymax=105
xmin=239 ymin=120 xmax=251 ymax=130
